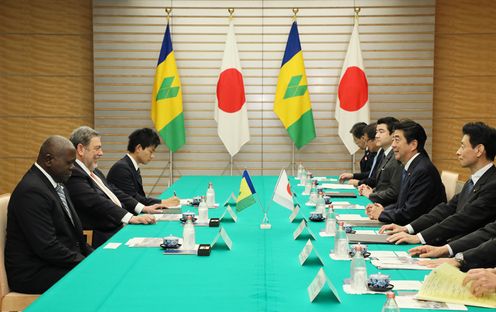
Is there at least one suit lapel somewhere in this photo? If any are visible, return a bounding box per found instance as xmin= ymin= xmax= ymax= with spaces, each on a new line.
xmin=376 ymin=151 xmax=393 ymax=180
xmin=32 ymin=166 xmax=80 ymax=231
xmin=125 ymin=155 xmax=145 ymax=195
xmin=463 ymin=165 xmax=496 ymax=204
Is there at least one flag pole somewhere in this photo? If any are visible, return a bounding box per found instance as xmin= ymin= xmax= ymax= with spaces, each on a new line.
xmin=169 ymin=150 xmax=173 ymax=187
xmin=230 ymin=156 xmax=233 ymax=176
xmin=291 ymin=144 xmax=295 ymax=177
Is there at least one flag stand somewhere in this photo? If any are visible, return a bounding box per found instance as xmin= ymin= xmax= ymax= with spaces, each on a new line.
xmin=230 ymin=156 xmax=233 ymax=176
xmin=291 ymin=144 xmax=295 ymax=176
xmin=255 ymin=193 xmax=270 ymax=229
xmin=147 ymin=150 xmax=173 ymax=196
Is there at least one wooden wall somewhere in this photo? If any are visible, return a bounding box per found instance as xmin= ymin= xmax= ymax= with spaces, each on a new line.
xmin=432 ymin=0 xmax=496 ymax=181
xmin=0 ymin=0 xmax=94 ymax=193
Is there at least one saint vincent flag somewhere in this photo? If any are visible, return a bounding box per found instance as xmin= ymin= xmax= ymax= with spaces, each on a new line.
xmin=274 ymin=21 xmax=316 ymax=149
xmin=236 ymin=170 xmax=256 ymax=212
xmin=151 ymin=22 xmax=185 ymax=152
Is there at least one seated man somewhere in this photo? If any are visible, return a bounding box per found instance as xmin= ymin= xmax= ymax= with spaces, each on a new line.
xmin=66 ymin=126 xmax=161 ymax=248
xmin=463 ymin=268 xmax=496 ymax=297
xmin=5 ymin=136 xmax=92 ymax=293
xmin=358 ymin=117 xmax=402 ymax=206
xmin=379 ymin=122 xmax=496 ymax=244
xmin=107 ymin=128 xmax=179 ymax=207
xmin=339 ymin=123 xmax=381 ymax=186
xmin=366 ymin=120 xmax=446 ymax=224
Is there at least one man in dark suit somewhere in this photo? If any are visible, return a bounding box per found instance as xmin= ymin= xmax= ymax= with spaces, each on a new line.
xmin=66 ymin=126 xmax=161 ymax=248
xmin=409 ymin=221 xmax=496 ymax=272
xmin=366 ymin=120 xmax=446 ymax=225
xmin=107 ymin=128 xmax=179 ymax=207
xmin=5 ymin=136 xmax=92 ymax=294
xmin=359 ymin=117 xmax=402 ymax=206
xmin=380 ymin=122 xmax=496 ymax=245
xmin=339 ymin=123 xmax=380 ymax=186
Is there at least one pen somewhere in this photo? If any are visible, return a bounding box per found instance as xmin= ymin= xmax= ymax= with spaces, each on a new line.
xmin=173 ymin=191 xmax=177 ymax=197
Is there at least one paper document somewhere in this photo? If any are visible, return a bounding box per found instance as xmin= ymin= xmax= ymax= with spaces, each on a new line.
xmin=126 ymin=237 xmax=164 ymax=247
xmin=342 ymin=280 xmax=422 ymax=295
xmin=417 ymin=263 xmax=496 ymax=308
xmin=347 ymin=233 xmax=390 ymax=244
xmin=336 ymin=214 xmax=384 ymax=227
xmin=154 ymin=214 xmax=182 ymax=221
xmin=321 ymin=183 xmax=356 ymax=190
xmin=371 ymin=257 xmax=433 ymax=270
xmin=396 ymin=294 xmax=467 ymax=310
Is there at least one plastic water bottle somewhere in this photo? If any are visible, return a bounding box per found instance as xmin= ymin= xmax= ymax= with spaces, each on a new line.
xmin=182 ymin=216 xmax=196 ymax=250
xmin=297 ymin=163 xmax=304 ymax=180
xmin=350 ymin=244 xmax=368 ymax=293
xmin=325 ymin=207 xmax=336 ymax=235
xmin=304 ymin=174 xmax=312 ymax=195
xmin=300 ymin=169 xmax=307 ymax=185
xmin=333 ymin=221 xmax=348 ymax=258
xmin=198 ymin=196 xmax=209 ymax=223
xmin=309 ymin=181 xmax=319 ymax=204
xmin=206 ymin=182 xmax=215 ymax=208
xmin=382 ymin=292 xmax=400 ymax=312
xmin=315 ymin=191 xmax=326 ymax=213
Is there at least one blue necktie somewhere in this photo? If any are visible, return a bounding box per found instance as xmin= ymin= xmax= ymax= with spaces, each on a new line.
xmin=465 ymin=179 xmax=474 ymax=195
xmin=368 ymin=151 xmax=381 ymax=178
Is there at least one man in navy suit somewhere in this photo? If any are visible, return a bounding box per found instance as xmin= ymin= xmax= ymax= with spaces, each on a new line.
xmin=366 ymin=119 xmax=446 ymax=225
xmin=107 ymin=128 xmax=179 ymax=207
xmin=5 ymin=136 xmax=92 ymax=293
xmin=380 ymin=122 xmax=496 ymax=245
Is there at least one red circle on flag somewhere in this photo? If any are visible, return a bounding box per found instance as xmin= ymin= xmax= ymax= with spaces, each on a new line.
xmin=286 ymin=184 xmax=292 ymax=196
xmin=217 ymin=68 xmax=245 ymax=113
xmin=338 ymin=66 xmax=368 ymax=112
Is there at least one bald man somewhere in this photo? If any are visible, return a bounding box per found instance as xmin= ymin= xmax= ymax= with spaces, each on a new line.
xmin=5 ymin=136 xmax=92 ymax=294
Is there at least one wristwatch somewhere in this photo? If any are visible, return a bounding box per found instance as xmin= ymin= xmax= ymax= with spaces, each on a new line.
xmin=454 ymin=252 xmax=465 ymax=267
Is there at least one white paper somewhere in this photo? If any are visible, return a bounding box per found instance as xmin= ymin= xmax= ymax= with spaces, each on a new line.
xmin=299 ymin=239 xmax=314 ymax=265
xmin=337 ymin=214 xmax=366 ymax=220
xmin=329 ymin=253 xmax=350 ymax=261
xmin=332 ymin=203 xmax=365 ymax=210
xmin=354 ymin=230 xmax=377 ymax=235
xmin=155 ymin=214 xmax=182 ymax=221
xmin=307 ymin=268 xmax=342 ymax=303
xmin=371 ymin=258 xmax=433 ymax=270
xmin=180 ymin=199 xmax=192 ymax=205
xmin=126 ymin=237 xmax=164 ymax=247
xmin=104 ymin=242 xmax=121 ymax=249
xmin=211 ymin=227 xmax=232 ymax=250
xmin=293 ymin=219 xmax=307 ymax=239
xmin=319 ymin=230 xmax=334 ymax=237
xmin=396 ymin=294 xmax=467 ymax=310
xmin=321 ymin=183 xmax=356 ymax=190
xmin=392 ymin=280 xmax=422 ymax=290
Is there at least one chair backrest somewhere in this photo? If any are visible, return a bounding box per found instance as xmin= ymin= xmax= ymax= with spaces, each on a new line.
xmin=0 ymin=194 xmax=11 ymax=300
xmin=441 ymin=171 xmax=459 ymax=201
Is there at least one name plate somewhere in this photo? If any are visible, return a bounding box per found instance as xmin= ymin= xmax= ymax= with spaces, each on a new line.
xmin=293 ymin=219 xmax=316 ymax=240
xmin=307 ymin=268 xmax=342 ymax=303
xmin=299 ymin=239 xmax=324 ymax=266
xmin=288 ymin=204 xmax=300 ymax=223
xmin=211 ymin=227 xmax=233 ymax=250
xmin=220 ymin=205 xmax=238 ymax=222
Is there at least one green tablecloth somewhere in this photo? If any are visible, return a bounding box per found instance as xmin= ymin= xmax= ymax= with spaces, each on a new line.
xmin=25 ymin=176 xmax=488 ymax=311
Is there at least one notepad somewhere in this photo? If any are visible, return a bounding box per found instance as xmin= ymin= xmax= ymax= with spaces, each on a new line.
xmin=347 ymin=233 xmax=390 ymax=244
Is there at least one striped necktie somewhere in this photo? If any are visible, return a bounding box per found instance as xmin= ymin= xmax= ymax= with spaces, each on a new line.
xmin=55 ymin=184 xmax=75 ymax=226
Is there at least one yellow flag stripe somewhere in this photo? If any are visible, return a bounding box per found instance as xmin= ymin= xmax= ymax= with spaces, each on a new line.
xmin=151 ymin=51 xmax=183 ymax=130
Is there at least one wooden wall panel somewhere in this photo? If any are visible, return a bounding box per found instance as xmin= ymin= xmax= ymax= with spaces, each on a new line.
xmin=93 ymin=0 xmax=436 ymax=196
xmin=0 ymin=0 xmax=94 ymax=193
xmin=432 ymin=0 xmax=496 ymax=181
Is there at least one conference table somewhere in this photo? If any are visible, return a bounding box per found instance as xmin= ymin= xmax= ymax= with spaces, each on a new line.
xmin=26 ymin=176 xmax=487 ymax=312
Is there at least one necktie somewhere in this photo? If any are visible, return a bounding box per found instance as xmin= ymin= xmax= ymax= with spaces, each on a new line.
xmin=402 ymin=169 xmax=408 ymax=183
xmin=465 ymin=179 xmax=475 ymax=196
xmin=90 ymin=172 xmax=122 ymax=208
xmin=136 ymin=168 xmax=143 ymax=185
xmin=55 ymin=184 xmax=75 ymax=226
xmin=368 ymin=153 xmax=379 ymax=178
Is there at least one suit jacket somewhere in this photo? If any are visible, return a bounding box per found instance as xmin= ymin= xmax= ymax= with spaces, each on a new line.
xmin=368 ymin=149 xmax=402 ymax=206
xmin=461 ymin=237 xmax=496 ymax=271
xmin=411 ymin=165 xmax=496 ymax=245
xmin=66 ymin=162 xmax=139 ymax=233
xmin=358 ymin=149 xmax=384 ymax=186
xmin=449 ymin=218 xmax=496 ymax=256
xmin=379 ymin=152 xmax=447 ymax=225
xmin=353 ymin=149 xmax=377 ymax=180
xmin=5 ymin=165 xmax=91 ymax=293
xmin=107 ymin=155 xmax=160 ymax=206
